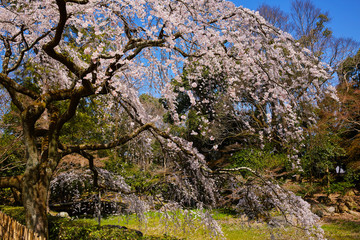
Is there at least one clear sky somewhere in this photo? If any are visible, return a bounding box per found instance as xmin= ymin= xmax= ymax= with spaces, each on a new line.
xmin=230 ymin=0 xmax=360 ymax=43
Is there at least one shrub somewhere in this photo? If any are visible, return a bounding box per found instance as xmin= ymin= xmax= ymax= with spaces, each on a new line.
xmin=0 ymin=205 xmax=26 ymax=225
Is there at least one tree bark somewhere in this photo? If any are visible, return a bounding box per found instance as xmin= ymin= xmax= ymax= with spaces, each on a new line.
xmin=20 ymin=112 xmax=54 ymax=239
xmin=22 ymin=169 xmax=50 ymax=239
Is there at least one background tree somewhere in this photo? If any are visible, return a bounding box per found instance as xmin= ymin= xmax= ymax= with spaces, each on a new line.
xmin=0 ymin=89 xmax=25 ymax=205
xmin=257 ymin=3 xmax=292 ymax=32
xmin=0 ymin=0 xmax=331 ymax=238
xmin=336 ymin=49 xmax=360 ymax=187
xmin=256 ymin=0 xmax=359 ymax=190
xmin=258 ymin=0 xmax=359 ymax=74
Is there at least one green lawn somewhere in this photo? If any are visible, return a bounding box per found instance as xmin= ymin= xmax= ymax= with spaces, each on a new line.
xmin=1 ymin=205 xmax=359 ymax=239
xmin=322 ymin=220 xmax=360 ymax=240
xmin=98 ymin=210 xmax=360 ymax=240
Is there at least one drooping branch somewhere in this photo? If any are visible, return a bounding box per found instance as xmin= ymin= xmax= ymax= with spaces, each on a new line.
xmin=78 ymin=150 xmax=98 ymax=188
xmin=76 ymin=150 xmax=133 ymax=193
xmin=118 ymin=98 xmax=203 ymax=160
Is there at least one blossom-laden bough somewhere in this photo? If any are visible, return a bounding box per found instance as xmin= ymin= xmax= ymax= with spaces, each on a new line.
xmin=217 ymin=167 xmax=325 ymax=239
xmin=0 ymin=0 xmax=334 ymax=238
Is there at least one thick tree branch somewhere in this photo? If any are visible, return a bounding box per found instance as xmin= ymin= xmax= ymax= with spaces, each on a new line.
xmin=0 ymin=73 xmax=39 ymax=100
xmin=42 ymin=0 xmax=97 ymax=81
xmin=0 ymin=175 xmax=23 ymax=190
xmin=55 ymin=95 xmax=81 ymax=133
xmin=6 ymin=88 xmax=25 ymax=112
xmin=78 ymin=150 xmax=98 ymax=188
xmin=1 ymin=37 xmax=11 ymax=72
xmin=62 ymin=122 xmax=154 ymax=155
xmin=42 ymin=0 xmax=83 ymax=76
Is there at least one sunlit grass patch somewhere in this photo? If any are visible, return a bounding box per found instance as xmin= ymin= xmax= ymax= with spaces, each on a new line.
xmin=322 ymin=220 xmax=360 ymax=240
xmin=101 ymin=210 xmax=223 ymax=240
xmin=100 ymin=210 xmax=324 ymax=240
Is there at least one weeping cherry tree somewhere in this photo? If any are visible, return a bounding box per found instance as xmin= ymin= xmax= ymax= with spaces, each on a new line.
xmin=0 ymin=0 xmax=334 ymax=238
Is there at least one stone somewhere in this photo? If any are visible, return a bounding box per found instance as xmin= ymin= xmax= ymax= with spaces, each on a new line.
xmin=56 ymin=211 xmax=70 ymax=218
xmin=327 ymin=206 xmax=336 ymax=213
xmin=311 ymin=204 xmax=329 ymax=217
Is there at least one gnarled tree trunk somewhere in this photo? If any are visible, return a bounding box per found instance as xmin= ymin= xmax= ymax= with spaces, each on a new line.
xmin=22 ymin=170 xmax=50 ymax=239
xmin=19 ymin=109 xmax=60 ymax=239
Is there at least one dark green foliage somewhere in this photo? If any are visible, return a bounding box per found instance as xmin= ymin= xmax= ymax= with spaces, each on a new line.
xmin=0 ymin=188 xmax=14 ymax=205
xmin=328 ymin=169 xmax=360 ymax=195
xmin=0 ymin=105 xmax=26 ymax=178
xmin=104 ymin=160 xmax=159 ymax=194
xmin=298 ymin=130 xmax=360 ymax=195
xmin=229 ymin=147 xmax=289 ymax=173
xmin=60 ymin=97 xmax=111 ymax=146
xmin=89 ymin=227 xmax=143 ymax=240
xmin=300 ymin=134 xmax=345 ymax=180
xmin=48 ymin=215 xmax=70 ymax=240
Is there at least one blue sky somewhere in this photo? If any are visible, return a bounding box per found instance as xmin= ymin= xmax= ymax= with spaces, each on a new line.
xmin=230 ymin=0 xmax=360 ymax=42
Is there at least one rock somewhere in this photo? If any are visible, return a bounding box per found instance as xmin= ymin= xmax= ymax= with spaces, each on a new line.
xmin=56 ymin=211 xmax=70 ymax=218
xmin=311 ymin=204 xmax=329 ymax=217
xmin=314 ymin=209 xmax=326 ymax=217
xmin=327 ymin=206 xmax=336 ymax=213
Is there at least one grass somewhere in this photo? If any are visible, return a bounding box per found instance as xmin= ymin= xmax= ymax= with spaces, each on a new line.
xmin=98 ymin=210 xmax=322 ymax=240
xmin=1 ymin=205 xmax=359 ymax=239
xmin=322 ymin=220 xmax=360 ymax=240
xmin=100 ymin=210 xmax=222 ymax=239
